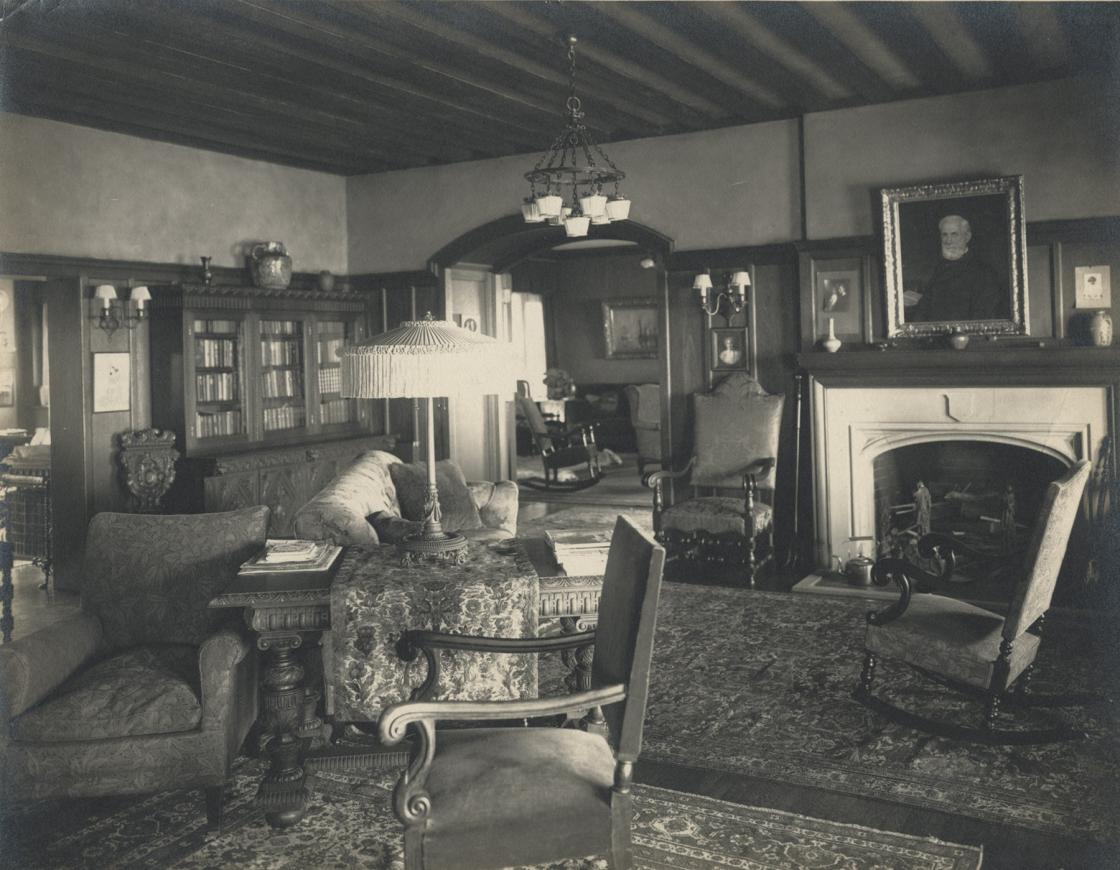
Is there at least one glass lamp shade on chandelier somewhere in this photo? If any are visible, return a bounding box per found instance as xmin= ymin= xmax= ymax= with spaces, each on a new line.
xmin=520 ymin=35 xmax=631 ymax=238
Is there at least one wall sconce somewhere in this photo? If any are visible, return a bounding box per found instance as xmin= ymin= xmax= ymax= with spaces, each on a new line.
xmin=694 ymin=269 xmax=751 ymax=317
xmin=93 ymin=284 xmax=150 ymax=335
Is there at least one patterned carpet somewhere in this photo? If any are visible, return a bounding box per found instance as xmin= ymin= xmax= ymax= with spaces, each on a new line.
xmin=524 ymin=504 xmax=1120 ymax=844
xmin=0 ymin=759 xmax=982 ymax=869
xmin=517 ymin=451 xmax=651 ymax=509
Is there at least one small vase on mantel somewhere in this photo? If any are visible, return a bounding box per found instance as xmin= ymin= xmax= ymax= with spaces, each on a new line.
xmin=1089 ymin=309 xmax=1113 ymax=347
xmin=821 ymin=317 xmax=842 ymax=353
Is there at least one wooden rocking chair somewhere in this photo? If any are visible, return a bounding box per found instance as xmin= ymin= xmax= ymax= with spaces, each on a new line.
xmin=515 ymin=380 xmax=602 ymax=491
xmin=855 ymin=460 xmax=1095 ymax=744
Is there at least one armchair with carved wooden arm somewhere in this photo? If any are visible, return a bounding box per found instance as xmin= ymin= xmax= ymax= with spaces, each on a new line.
xmin=854 ymin=461 xmax=1096 ymax=745
xmin=376 ymin=516 xmax=665 ymax=870
xmin=645 ymin=373 xmax=783 ymax=587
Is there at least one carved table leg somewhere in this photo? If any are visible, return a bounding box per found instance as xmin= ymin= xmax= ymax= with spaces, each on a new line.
xmin=257 ymin=632 xmax=310 ymax=828
xmin=560 ymin=615 xmax=606 ymax=737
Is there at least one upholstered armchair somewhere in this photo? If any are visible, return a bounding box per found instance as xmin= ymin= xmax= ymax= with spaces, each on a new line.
xmin=292 ymin=449 xmax=518 ymax=548
xmin=623 ymin=383 xmax=661 ymax=480
xmin=379 ymin=515 xmax=666 ymax=869
xmin=647 ymin=373 xmax=784 ymax=587
xmin=514 ymin=380 xmax=602 ymax=491
xmin=0 ymin=506 xmax=268 ymax=825
xmin=856 ymin=461 xmax=1092 ymax=743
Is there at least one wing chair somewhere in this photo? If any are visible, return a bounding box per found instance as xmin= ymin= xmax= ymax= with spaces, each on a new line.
xmin=623 ymin=383 xmax=661 ymax=480
xmin=0 ymin=506 xmax=268 ymax=826
xmin=647 ymin=373 xmax=784 ymax=587
xmin=379 ymin=514 xmax=666 ymax=869
xmin=856 ymin=460 xmax=1092 ymax=744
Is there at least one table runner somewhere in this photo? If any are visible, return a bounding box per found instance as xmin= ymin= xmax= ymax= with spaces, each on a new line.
xmin=328 ymin=542 xmax=539 ymax=722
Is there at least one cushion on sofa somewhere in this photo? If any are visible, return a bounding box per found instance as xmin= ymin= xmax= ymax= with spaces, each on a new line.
xmin=390 ymin=460 xmax=484 ymax=533
xmin=11 ymin=644 xmax=202 ymax=742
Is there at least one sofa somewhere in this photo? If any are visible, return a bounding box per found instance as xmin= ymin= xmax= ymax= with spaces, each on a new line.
xmin=292 ymin=449 xmax=518 ymax=547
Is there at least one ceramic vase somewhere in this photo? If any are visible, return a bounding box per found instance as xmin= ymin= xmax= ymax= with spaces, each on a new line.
xmin=250 ymin=241 xmax=292 ymax=289
xmin=1089 ymin=309 xmax=1113 ymax=347
xmin=821 ymin=317 xmax=842 ymax=353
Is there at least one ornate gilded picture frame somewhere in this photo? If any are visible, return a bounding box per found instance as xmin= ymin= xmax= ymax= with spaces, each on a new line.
xmin=881 ymin=175 xmax=1028 ymax=338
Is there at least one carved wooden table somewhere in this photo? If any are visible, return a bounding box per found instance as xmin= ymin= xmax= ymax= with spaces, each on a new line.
xmin=210 ymin=537 xmax=604 ymax=828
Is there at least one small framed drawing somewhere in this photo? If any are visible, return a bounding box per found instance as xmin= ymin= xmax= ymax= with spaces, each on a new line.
xmin=880 ymin=175 xmax=1027 ymax=337
xmin=799 ymin=248 xmax=872 ymax=350
xmin=602 ymin=298 xmax=658 ymax=359
xmin=93 ymin=351 xmax=131 ymax=413
xmin=710 ymin=327 xmax=750 ymax=372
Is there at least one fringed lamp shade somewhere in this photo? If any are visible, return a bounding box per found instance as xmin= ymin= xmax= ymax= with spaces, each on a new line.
xmin=341 ymin=318 xmax=511 ymax=399
xmin=339 ymin=316 xmax=512 ymax=566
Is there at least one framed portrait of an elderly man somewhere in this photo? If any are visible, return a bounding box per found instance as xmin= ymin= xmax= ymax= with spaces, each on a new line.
xmin=881 ymin=175 xmax=1028 ymax=338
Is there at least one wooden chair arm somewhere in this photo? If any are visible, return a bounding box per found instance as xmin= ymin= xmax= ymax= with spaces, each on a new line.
xmin=397 ymin=629 xmax=595 ymax=659
xmin=738 ymin=457 xmax=775 ymax=481
xmin=866 ymin=558 xmax=918 ymax=625
xmin=397 ymin=629 xmax=597 ymax=702
xmin=646 ymin=456 xmax=695 ymax=489
xmin=379 ymin=683 xmax=628 ymax=745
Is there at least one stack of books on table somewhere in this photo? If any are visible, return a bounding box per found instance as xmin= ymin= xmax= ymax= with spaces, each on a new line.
xmin=239 ymin=539 xmax=342 ymax=575
xmin=544 ymin=529 xmax=612 ymax=577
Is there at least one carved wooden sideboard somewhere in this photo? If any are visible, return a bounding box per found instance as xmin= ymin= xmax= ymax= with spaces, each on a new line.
xmin=195 ymin=435 xmax=395 ymax=536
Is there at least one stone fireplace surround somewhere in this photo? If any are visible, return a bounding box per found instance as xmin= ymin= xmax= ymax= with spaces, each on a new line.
xmin=795 ymin=348 xmax=1116 ymax=595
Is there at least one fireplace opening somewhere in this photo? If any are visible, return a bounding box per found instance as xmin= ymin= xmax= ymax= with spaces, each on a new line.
xmin=873 ymin=440 xmax=1085 ymax=606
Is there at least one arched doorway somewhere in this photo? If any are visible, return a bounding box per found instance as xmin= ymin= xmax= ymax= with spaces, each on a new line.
xmin=428 ymin=216 xmax=673 ymax=484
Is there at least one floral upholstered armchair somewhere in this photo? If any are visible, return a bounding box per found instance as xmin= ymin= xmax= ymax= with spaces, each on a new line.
xmin=0 ymin=507 xmax=268 ymax=827
xmin=292 ymin=449 xmax=518 ymax=547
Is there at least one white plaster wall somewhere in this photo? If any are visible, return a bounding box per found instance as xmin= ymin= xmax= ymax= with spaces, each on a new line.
xmin=804 ymin=76 xmax=1120 ymax=239
xmin=0 ymin=114 xmax=348 ymax=272
xmin=346 ymin=120 xmax=801 ymax=273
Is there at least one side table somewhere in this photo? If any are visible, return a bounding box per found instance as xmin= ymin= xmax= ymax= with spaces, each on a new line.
xmin=209 ymin=560 xmax=342 ymax=828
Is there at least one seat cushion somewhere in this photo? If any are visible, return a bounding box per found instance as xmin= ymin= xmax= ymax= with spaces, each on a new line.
xmin=390 ymin=460 xmax=484 ymax=533
xmin=10 ymin=644 xmax=202 ymax=742
xmin=661 ymin=496 xmax=773 ymax=536
xmin=865 ymin=594 xmax=1041 ymax=690
xmin=421 ymin=727 xmax=615 ymax=869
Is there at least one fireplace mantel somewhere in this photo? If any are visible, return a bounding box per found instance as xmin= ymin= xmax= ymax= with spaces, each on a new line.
xmin=798 ymin=347 xmax=1120 ymax=387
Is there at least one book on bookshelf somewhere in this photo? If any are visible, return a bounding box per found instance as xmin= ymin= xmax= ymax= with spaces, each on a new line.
xmin=239 ymin=539 xmax=342 ymax=574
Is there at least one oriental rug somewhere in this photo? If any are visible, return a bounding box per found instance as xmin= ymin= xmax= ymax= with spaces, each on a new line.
xmin=525 ymin=503 xmax=1120 ymax=843
xmin=0 ymin=760 xmax=982 ymax=870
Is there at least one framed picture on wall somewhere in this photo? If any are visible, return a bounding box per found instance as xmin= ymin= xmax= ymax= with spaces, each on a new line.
xmin=710 ymin=327 xmax=750 ymax=373
xmin=602 ymin=298 xmax=658 ymax=359
xmin=880 ymin=175 xmax=1027 ymax=337
xmin=799 ymin=247 xmax=874 ymax=350
xmin=93 ymin=351 xmax=131 ymax=413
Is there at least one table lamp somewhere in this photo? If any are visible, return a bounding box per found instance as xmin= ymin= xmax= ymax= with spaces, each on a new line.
xmin=340 ymin=313 xmax=511 ymax=565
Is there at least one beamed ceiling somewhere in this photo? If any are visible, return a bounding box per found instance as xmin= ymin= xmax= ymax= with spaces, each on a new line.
xmin=0 ymin=0 xmax=1116 ymax=177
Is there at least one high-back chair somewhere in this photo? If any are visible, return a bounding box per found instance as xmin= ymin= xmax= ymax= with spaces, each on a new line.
xmin=646 ymin=373 xmax=784 ymax=587
xmin=856 ymin=460 xmax=1093 ymax=744
xmin=0 ymin=507 xmax=268 ymax=825
xmin=623 ymin=383 xmax=661 ymax=479
xmin=378 ymin=515 xmax=665 ymax=869
xmin=514 ymin=379 xmax=602 ymax=490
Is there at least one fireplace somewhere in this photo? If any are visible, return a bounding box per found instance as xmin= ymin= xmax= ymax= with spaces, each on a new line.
xmin=796 ymin=350 xmax=1113 ymax=602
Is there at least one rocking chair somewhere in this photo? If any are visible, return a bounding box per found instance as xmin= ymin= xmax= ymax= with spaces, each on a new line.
xmin=855 ymin=460 xmax=1094 ymax=744
xmin=515 ymin=380 xmax=602 ymax=491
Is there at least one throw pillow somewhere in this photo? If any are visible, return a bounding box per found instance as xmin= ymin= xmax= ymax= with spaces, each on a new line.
xmin=389 ymin=460 xmax=484 ymax=533
xmin=367 ymin=511 xmax=422 ymax=544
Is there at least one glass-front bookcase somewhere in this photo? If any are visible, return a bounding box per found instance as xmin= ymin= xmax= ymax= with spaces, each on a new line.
xmin=150 ymin=284 xmax=372 ymax=456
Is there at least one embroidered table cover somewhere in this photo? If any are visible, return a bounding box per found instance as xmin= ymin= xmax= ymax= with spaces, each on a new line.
xmin=328 ymin=542 xmax=539 ymax=722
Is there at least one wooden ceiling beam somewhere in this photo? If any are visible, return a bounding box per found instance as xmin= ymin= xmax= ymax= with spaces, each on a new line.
xmin=3 ymin=53 xmax=416 ymax=171
xmin=800 ymin=3 xmax=922 ymax=95
xmin=63 ymin=3 xmax=537 ymax=159
xmin=340 ymin=0 xmax=673 ymax=134
xmin=483 ymin=1 xmax=730 ymax=122
xmin=694 ymin=2 xmax=853 ymax=104
xmin=908 ymin=3 xmax=994 ymax=82
xmin=590 ymin=2 xmax=784 ymax=112
xmin=2 ymin=95 xmax=368 ymax=174
xmin=223 ymin=0 xmax=575 ymax=141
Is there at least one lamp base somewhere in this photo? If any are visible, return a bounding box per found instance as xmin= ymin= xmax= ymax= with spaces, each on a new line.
xmin=397 ymin=531 xmax=469 ymax=567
